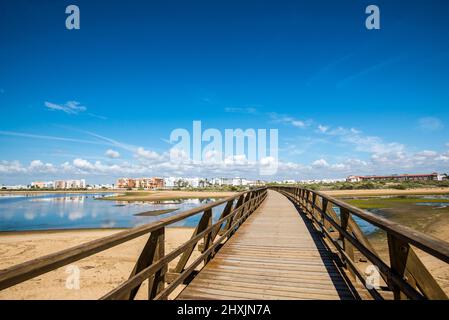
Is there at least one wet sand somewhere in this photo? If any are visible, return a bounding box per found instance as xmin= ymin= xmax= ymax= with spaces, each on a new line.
xmin=0 ymin=227 xmax=198 ymax=300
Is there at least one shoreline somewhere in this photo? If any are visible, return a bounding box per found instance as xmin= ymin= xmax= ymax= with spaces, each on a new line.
xmin=3 ymin=187 xmax=449 ymax=199
xmin=0 ymin=190 xmax=118 ymax=194
xmin=99 ymin=190 xmax=237 ymax=202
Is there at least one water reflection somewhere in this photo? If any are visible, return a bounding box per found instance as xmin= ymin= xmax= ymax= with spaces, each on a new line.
xmin=332 ymin=206 xmax=379 ymax=235
xmin=0 ymin=193 xmax=223 ymax=232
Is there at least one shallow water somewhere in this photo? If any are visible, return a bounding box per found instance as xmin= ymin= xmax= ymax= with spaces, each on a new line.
xmin=0 ymin=193 xmax=226 ymax=232
xmin=340 ymin=195 xmax=449 ymax=238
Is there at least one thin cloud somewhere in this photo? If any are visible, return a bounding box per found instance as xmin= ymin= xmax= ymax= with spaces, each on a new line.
xmin=418 ymin=117 xmax=443 ymax=131
xmin=44 ymin=101 xmax=86 ymax=114
xmin=336 ymin=56 xmax=403 ymax=88
xmin=67 ymin=129 xmax=138 ymax=152
xmin=0 ymin=130 xmax=105 ymax=146
xmin=88 ymin=113 xmax=108 ymax=120
xmin=268 ymin=112 xmax=312 ymax=128
xmin=306 ymin=53 xmax=354 ymax=87
xmin=224 ymin=107 xmax=259 ymax=114
xmin=105 ymin=149 xmax=120 ymax=159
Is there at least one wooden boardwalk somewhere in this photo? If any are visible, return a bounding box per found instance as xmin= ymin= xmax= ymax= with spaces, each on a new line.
xmin=177 ymin=190 xmax=363 ymax=300
xmin=1 ymin=187 xmax=448 ymax=300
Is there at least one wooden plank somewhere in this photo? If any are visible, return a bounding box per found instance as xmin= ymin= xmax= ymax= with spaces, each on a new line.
xmin=177 ymin=190 xmax=361 ymax=300
xmin=0 ymin=190 xmax=250 ymax=291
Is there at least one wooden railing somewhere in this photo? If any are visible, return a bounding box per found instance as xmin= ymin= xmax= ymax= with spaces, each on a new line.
xmin=272 ymin=186 xmax=449 ymax=300
xmin=0 ymin=188 xmax=267 ymax=300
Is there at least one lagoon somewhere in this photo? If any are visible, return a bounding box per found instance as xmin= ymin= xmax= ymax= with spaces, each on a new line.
xmin=0 ymin=193 xmax=225 ymax=232
xmin=341 ymin=195 xmax=449 ymax=238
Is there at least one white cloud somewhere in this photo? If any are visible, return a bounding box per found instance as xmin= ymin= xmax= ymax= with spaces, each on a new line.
xmin=312 ymin=159 xmax=329 ymax=168
xmin=224 ymin=107 xmax=258 ymax=114
xmin=414 ymin=150 xmax=438 ymax=160
xmin=105 ymin=149 xmax=120 ymax=159
xmin=136 ymin=147 xmax=161 ymax=160
xmin=318 ymin=124 xmax=405 ymax=156
xmin=0 ymin=160 xmax=27 ymax=174
xmin=317 ymin=125 xmax=328 ymax=133
xmin=418 ymin=117 xmax=443 ymax=131
xmin=268 ymin=113 xmax=312 ymax=128
xmin=28 ymin=160 xmax=56 ymax=173
xmin=73 ymin=158 xmax=96 ymax=171
xmin=1 ymin=148 xmax=448 ymax=183
xmin=44 ymin=101 xmax=87 ymax=115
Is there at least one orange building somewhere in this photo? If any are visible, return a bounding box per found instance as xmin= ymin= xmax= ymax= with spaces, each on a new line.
xmin=116 ymin=177 xmax=164 ymax=189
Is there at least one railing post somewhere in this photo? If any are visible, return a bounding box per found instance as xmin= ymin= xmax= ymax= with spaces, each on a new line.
xmin=148 ymin=227 xmax=166 ymax=300
xmin=307 ymin=190 xmax=313 ymax=216
xmin=126 ymin=226 xmax=165 ymax=300
xmin=215 ymin=199 xmax=234 ymax=237
xmin=312 ymin=193 xmax=319 ymax=226
xmin=224 ymin=194 xmax=244 ymax=239
xmin=339 ymin=208 xmax=355 ymax=279
xmin=320 ymin=197 xmax=328 ymax=234
xmin=170 ymin=209 xmax=212 ymax=275
xmin=387 ymin=234 xmax=411 ymax=300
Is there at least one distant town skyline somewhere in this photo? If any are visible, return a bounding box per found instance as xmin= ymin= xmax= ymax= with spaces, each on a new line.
xmin=1 ymin=1 xmax=449 ymax=184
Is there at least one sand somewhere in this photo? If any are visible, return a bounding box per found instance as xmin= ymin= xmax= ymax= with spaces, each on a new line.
xmin=1 ymin=225 xmax=449 ymax=299
xmin=0 ymin=227 xmax=198 ymax=300
xmin=322 ymin=187 xmax=449 ymax=197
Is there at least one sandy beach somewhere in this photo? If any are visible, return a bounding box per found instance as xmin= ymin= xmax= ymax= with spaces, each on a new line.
xmin=0 ymin=227 xmax=198 ymax=300
xmin=2 ymin=224 xmax=449 ymax=299
xmin=322 ymin=187 xmax=449 ymax=197
xmin=2 ymin=187 xmax=449 ymax=299
xmin=99 ymin=190 xmax=237 ymax=201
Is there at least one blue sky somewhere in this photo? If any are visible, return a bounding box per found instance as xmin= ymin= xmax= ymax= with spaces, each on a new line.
xmin=1 ymin=0 xmax=449 ymax=184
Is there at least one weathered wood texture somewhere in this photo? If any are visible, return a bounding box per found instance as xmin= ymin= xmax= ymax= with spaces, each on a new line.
xmin=275 ymin=186 xmax=449 ymax=300
xmin=177 ymin=190 xmax=363 ymax=300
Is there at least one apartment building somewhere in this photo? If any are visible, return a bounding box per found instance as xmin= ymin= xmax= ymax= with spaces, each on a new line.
xmin=346 ymin=172 xmax=446 ymax=182
xmin=116 ymin=177 xmax=164 ymax=189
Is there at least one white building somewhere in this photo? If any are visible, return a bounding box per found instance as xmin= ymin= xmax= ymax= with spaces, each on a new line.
xmin=1 ymin=184 xmax=29 ymax=190
xmin=31 ymin=181 xmax=54 ymax=189
xmin=53 ymin=179 xmax=86 ymax=189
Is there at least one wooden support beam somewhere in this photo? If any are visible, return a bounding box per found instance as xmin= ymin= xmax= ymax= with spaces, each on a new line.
xmin=171 ymin=210 xmax=212 ymax=274
xmin=125 ymin=227 xmax=165 ymax=300
xmin=148 ymin=228 xmax=165 ymax=300
xmin=387 ymin=234 xmax=411 ymax=300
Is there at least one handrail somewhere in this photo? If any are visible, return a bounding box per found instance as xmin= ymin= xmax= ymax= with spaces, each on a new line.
xmin=271 ymin=186 xmax=449 ymax=300
xmin=0 ymin=187 xmax=268 ymax=299
xmin=313 ymin=190 xmax=449 ymax=263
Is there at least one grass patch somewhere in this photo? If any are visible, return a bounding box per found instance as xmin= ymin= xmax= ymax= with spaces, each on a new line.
xmin=345 ymin=197 xmax=449 ymax=209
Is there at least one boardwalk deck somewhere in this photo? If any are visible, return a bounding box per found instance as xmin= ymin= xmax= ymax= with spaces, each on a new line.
xmin=177 ymin=190 xmax=364 ymax=300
